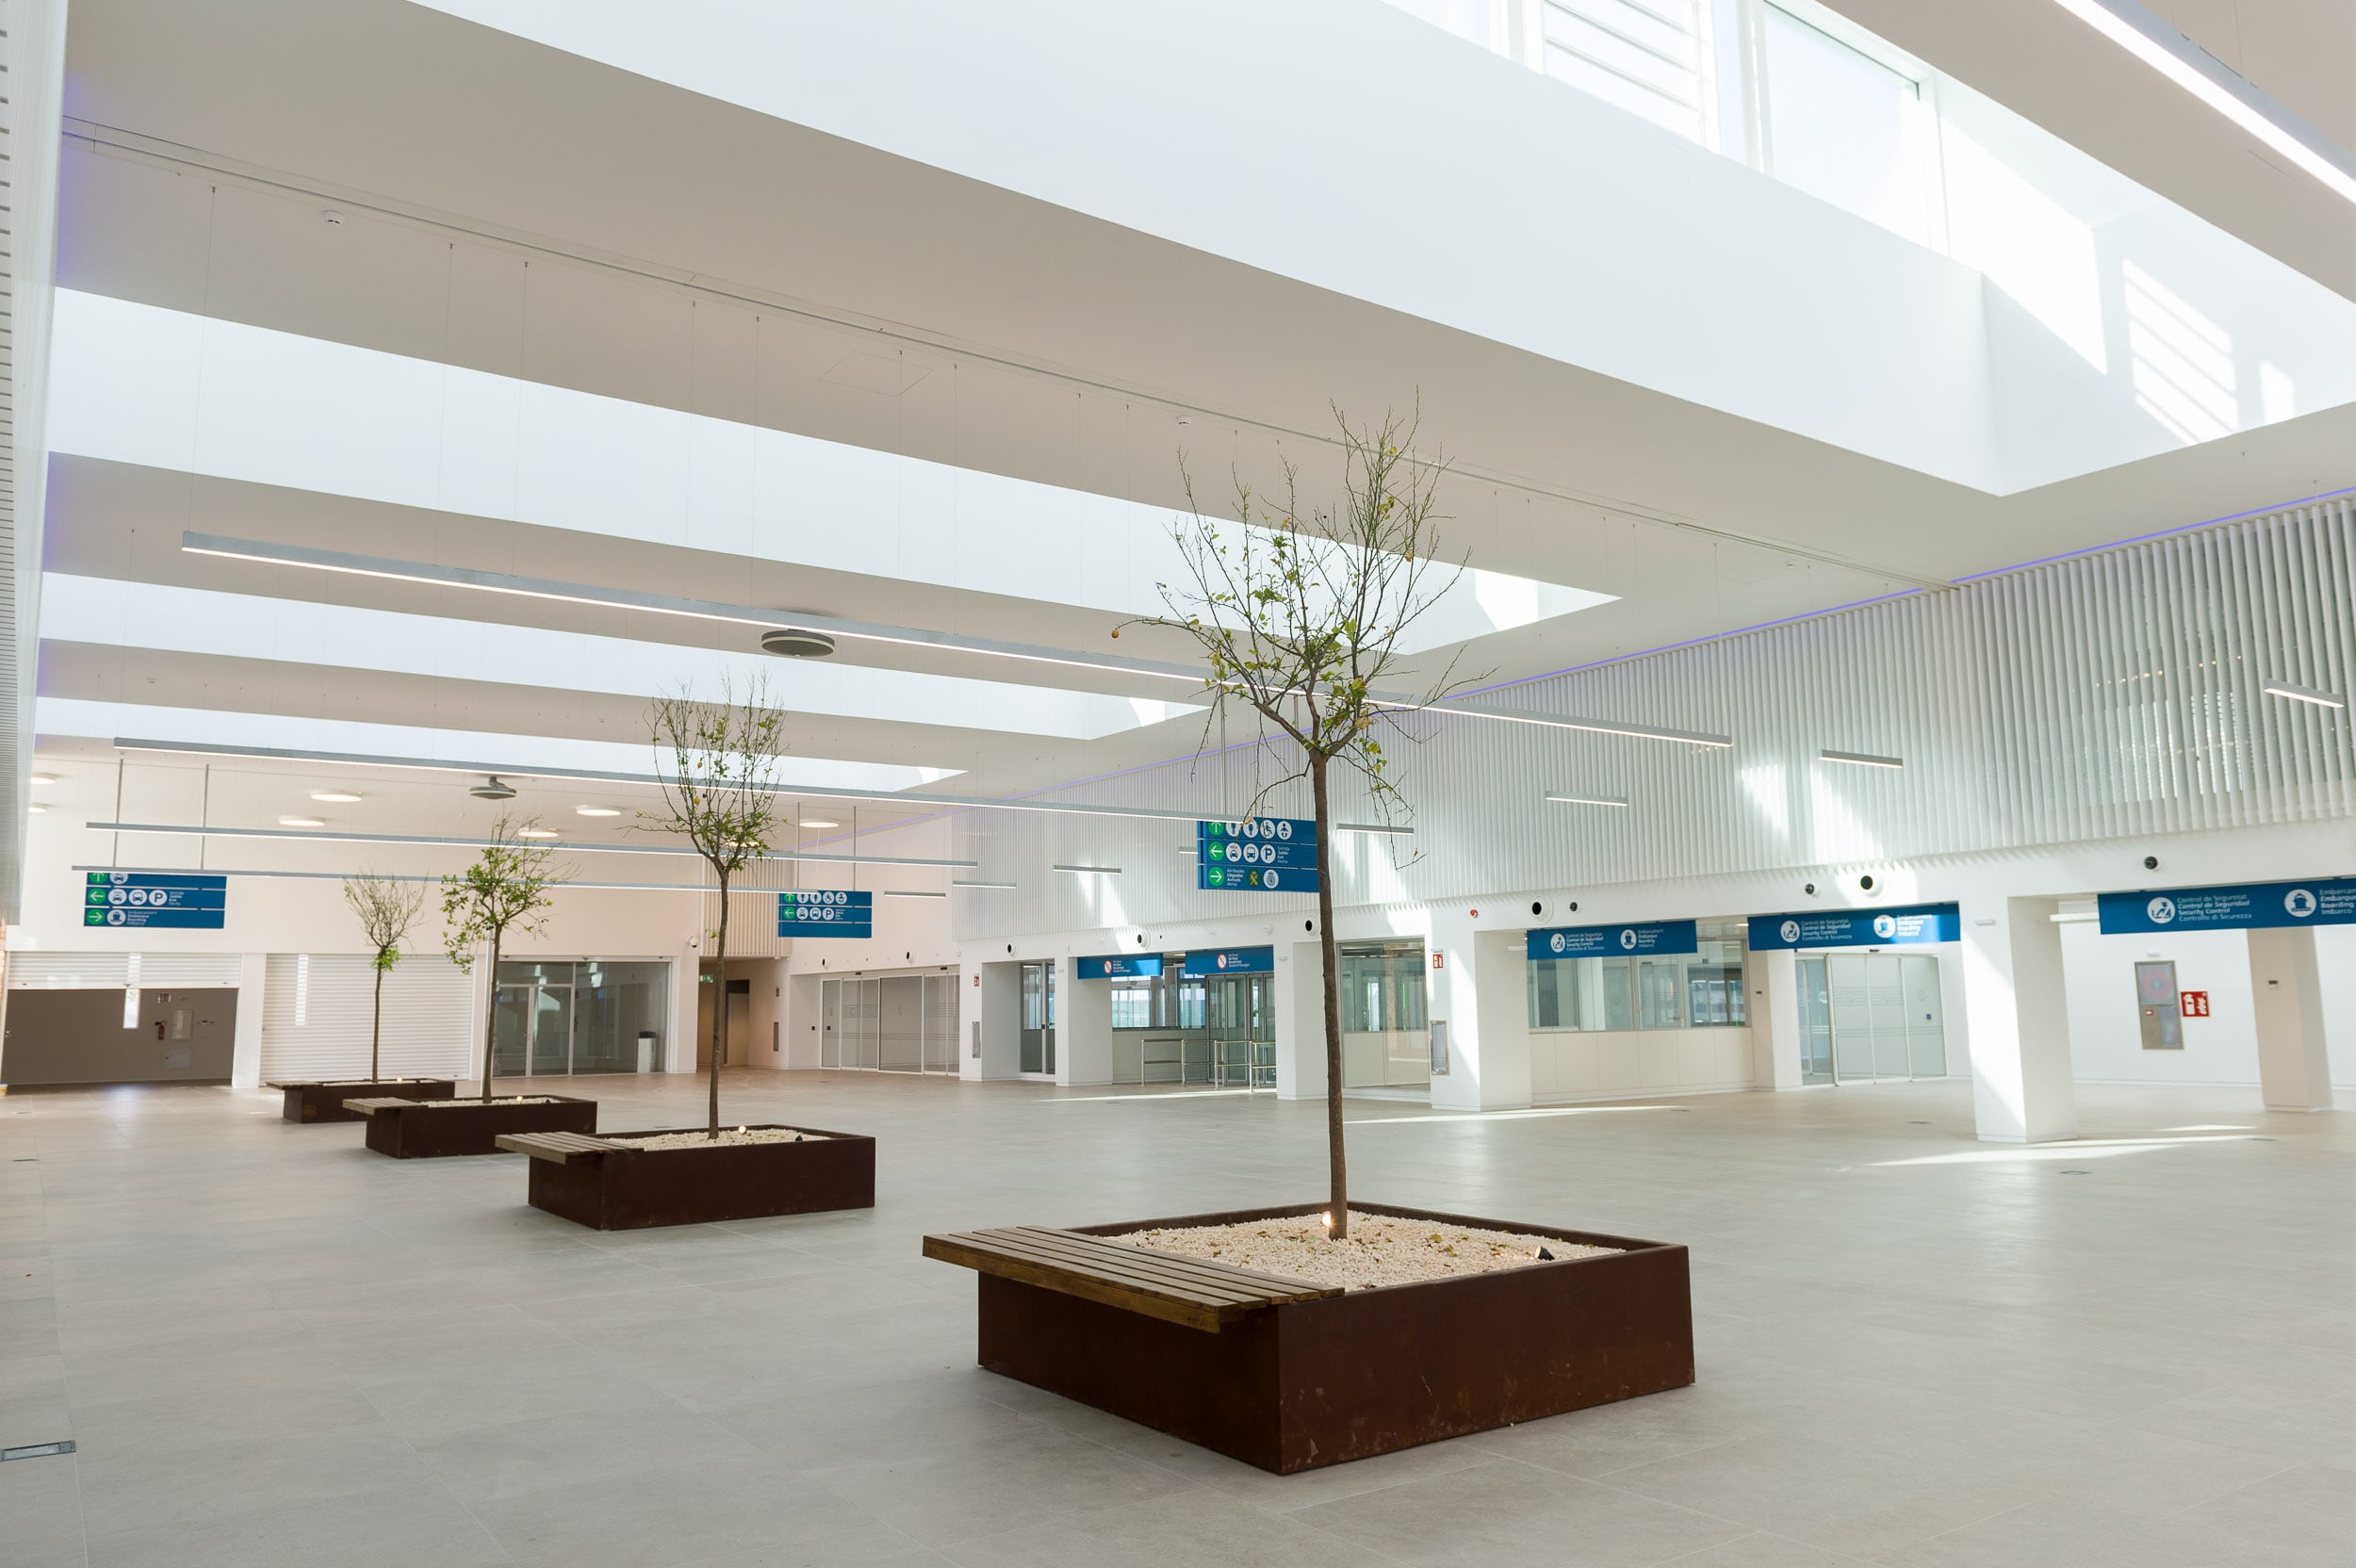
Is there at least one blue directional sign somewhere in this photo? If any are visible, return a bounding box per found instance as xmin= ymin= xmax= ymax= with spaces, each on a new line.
xmin=777 ymin=889 xmax=873 ymax=938
xmin=1198 ymin=817 xmax=1319 ymax=893
xmin=2097 ymin=878 xmax=2356 ymax=935
xmin=1746 ymin=903 xmax=1959 ymax=951
xmin=1076 ymin=955 xmax=1162 ymax=979
xmin=1526 ymin=919 xmax=1696 ymax=962
xmin=1181 ymin=945 xmax=1274 ymax=977
xmin=84 ymin=872 xmax=227 ymax=929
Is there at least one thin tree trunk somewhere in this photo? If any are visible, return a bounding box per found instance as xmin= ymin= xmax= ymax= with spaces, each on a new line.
xmin=370 ymin=958 xmax=384 ymax=1081
xmin=481 ymin=932 xmax=500 ymax=1102
xmin=709 ymin=880 xmax=728 ymax=1138
xmin=1312 ymin=755 xmax=1348 ymax=1241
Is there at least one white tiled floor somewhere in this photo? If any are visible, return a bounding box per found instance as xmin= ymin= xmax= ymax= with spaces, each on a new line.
xmin=2 ymin=1070 xmax=2351 ymax=1566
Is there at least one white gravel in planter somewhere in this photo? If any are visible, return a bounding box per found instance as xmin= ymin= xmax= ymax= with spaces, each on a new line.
xmin=419 ymin=1096 xmax=561 ymax=1107
xmin=1117 ymin=1210 xmax=1618 ymax=1291
xmin=608 ymin=1127 xmax=829 ymax=1150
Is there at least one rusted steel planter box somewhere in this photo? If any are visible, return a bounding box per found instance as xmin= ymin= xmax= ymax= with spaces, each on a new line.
xmin=964 ymin=1200 xmax=1692 ymax=1474
xmin=356 ymin=1094 xmax=597 ymax=1158
xmin=522 ymin=1125 xmax=876 ymax=1229
xmin=274 ymin=1079 xmax=455 ymax=1123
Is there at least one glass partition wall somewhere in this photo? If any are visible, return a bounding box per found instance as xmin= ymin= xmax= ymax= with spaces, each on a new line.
xmin=1106 ymin=958 xmax=1272 ymax=1088
xmin=818 ymin=973 xmax=960 ymax=1072
xmin=1527 ymin=921 xmax=1749 ymax=1035
xmin=490 ymin=960 xmax=669 ymax=1075
xmin=1339 ymin=941 xmax=1430 ymax=1089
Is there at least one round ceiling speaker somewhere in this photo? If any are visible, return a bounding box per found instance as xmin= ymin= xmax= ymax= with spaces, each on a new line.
xmin=761 ymin=628 xmax=837 ymax=659
xmin=468 ymin=776 xmax=517 ymax=800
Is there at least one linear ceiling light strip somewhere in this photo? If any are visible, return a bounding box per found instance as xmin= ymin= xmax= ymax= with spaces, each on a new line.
xmin=181 ymin=532 xmax=1209 ymax=685
xmin=84 ymin=820 xmax=978 ymax=867
xmin=175 ymin=535 xmax=1736 ymax=747
xmin=73 ymin=863 xmax=716 ymax=892
xmin=107 ymin=738 xmax=1214 ymax=825
xmin=2046 ymin=0 xmax=2356 ymax=206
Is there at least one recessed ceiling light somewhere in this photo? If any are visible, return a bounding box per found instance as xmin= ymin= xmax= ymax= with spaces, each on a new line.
xmin=517 ymin=827 xmax=561 ymax=840
xmin=26 ymin=804 xmax=47 ymax=814
xmin=279 ymin=816 xmax=326 ymax=827
xmin=576 ymin=806 xmax=621 ymax=817
xmin=28 ymin=773 xmax=57 ymax=785
xmin=798 ymin=819 xmax=841 ymax=829
xmin=311 ymin=790 xmax=363 ymax=803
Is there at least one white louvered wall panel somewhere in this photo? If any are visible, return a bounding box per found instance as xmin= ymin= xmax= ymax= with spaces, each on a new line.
xmin=139 ymin=953 xmax=246 ymax=988
xmin=8 ymin=952 xmax=137 ymax=988
xmin=955 ymin=498 xmax=2356 ymax=937
xmin=258 ymin=954 xmax=477 ymax=1083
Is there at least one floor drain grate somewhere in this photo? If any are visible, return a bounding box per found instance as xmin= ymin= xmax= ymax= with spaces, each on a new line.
xmin=1 ymin=1441 xmax=74 ymax=1462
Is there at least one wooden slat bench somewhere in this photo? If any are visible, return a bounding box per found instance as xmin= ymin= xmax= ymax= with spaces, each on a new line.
xmin=339 ymin=1096 xmax=419 ymax=1117
xmin=923 ymin=1225 xmax=1340 ymax=1332
xmin=496 ymin=1131 xmax=625 ymax=1162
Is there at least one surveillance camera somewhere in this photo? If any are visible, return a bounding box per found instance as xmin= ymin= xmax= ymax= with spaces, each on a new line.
xmin=1859 ymin=874 xmax=1876 ymax=892
xmin=2142 ymin=855 xmax=2159 ymax=871
xmin=1804 ymin=882 xmax=1817 ymax=896
xmin=1565 ymin=901 xmax=1579 ymax=913
xmin=1530 ymin=900 xmax=1546 ymax=917
xmin=1303 ymin=919 xmax=1314 ymax=933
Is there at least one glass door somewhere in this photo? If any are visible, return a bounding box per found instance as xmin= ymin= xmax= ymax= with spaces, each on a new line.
xmin=1797 ymin=957 xmax=1834 ymax=1083
xmin=1903 ymin=955 xmax=1947 ymax=1076
xmin=1019 ymin=961 xmax=1055 ymax=1075
xmin=491 ymin=984 xmax=533 ymax=1076
xmin=1820 ymin=953 xmax=1946 ymax=1081
xmin=530 ymin=983 xmax=572 ymax=1076
xmin=1207 ymin=974 xmax=1274 ymax=1088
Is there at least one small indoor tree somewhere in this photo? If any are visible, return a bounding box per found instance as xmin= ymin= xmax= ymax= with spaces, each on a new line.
xmin=341 ymin=871 xmax=427 ymax=1082
xmin=646 ymin=676 xmax=790 ymax=1139
xmin=442 ymin=815 xmax=563 ymax=1102
xmin=1131 ymin=406 xmax=1470 ymax=1240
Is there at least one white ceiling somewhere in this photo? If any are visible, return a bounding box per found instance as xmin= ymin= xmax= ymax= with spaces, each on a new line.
xmin=33 ymin=0 xmax=2356 ymax=856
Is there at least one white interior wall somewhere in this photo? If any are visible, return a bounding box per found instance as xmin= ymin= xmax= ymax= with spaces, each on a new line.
xmin=2061 ymin=923 xmax=2261 ymax=1086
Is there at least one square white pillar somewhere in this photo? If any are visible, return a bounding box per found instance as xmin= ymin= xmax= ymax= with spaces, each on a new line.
xmin=1276 ymin=939 xmax=1327 ymax=1102
xmin=230 ymin=952 xmax=267 ymax=1088
xmin=965 ymin=961 xmax=1023 ymax=1080
xmin=1961 ymin=898 xmax=2077 ymax=1143
xmin=1056 ymin=956 xmax=1111 ymax=1086
xmin=1428 ymin=916 xmax=1531 ymax=1113
xmin=1755 ymin=947 xmax=1803 ymax=1089
xmin=2249 ymin=926 xmax=2332 ymax=1112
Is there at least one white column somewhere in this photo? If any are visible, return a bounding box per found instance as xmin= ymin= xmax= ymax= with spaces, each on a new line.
xmin=666 ymin=944 xmax=698 ymax=1074
xmin=2248 ymin=927 xmax=2332 ymax=1112
xmin=1276 ymin=939 xmax=1326 ymax=1102
xmin=1961 ymin=898 xmax=2077 ymax=1143
xmin=967 ymin=961 xmax=1022 ymax=1080
xmin=1754 ymin=947 xmax=1803 ymax=1089
xmin=1056 ymin=956 xmax=1110 ymax=1086
xmin=1427 ymin=915 xmax=1532 ymax=1113
xmin=229 ymin=952 xmax=266 ymax=1088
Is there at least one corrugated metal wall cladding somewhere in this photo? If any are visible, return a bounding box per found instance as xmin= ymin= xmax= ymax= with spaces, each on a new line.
xmin=954 ymin=499 xmax=2356 ymax=939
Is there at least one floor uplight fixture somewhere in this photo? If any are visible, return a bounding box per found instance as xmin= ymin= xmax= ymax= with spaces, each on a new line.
xmin=1818 ymin=749 xmax=1905 ymax=770
xmin=2262 ymin=680 xmax=2347 ymax=710
xmin=2046 ymin=0 xmax=2356 ymax=209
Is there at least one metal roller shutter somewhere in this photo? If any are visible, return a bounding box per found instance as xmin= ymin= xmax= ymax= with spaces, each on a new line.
xmin=258 ymin=954 xmax=477 ymax=1083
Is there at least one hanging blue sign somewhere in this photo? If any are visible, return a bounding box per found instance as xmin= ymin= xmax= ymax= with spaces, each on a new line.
xmin=1181 ymin=945 xmax=1274 ymax=977
xmin=1198 ymin=817 xmax=1320 ymax=893
xmin=2097 ymin=878 xmax=2356 ymax=935
xmin=84 ymin=872 xmax=227 ymax=929
xmin=1746 ymin=903 xmax=1959 ymax=951
xmin=1525 ymin=919 xmax=1696 ymax=962
xmin=1077 ymin=955 xmax=1163 ymax=979
xmin=777 ymin=889 xmax=873 ymax=938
